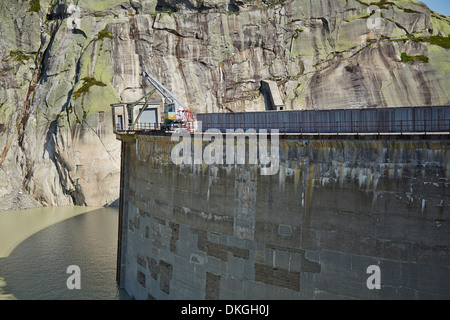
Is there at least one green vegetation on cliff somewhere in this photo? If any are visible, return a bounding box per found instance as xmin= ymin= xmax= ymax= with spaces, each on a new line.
xmin=73 ymin=77 xmax=107 ymax=99
xmin=28 ymin=0 xmax=40 ymax=13
xmin=9 ymin=51 xmax=34 ymax=64
xmin=393 ymin=35 xmax=450 ymax=49
xmin=355 ymin=0 xmax=394 ymax=9
xmin=94 ymin=29 xmax=114 ymax=41
xmin=401 ymin=52 xmax=429 ymax=63
xmin=415 ymin=35 xmax=450 ymax=49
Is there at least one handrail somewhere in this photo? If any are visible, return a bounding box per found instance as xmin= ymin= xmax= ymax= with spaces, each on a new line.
xmin=115 ymin=118 xmax=450 ymax=135
xmin=199 ymin=118 xmax=450 ymax=134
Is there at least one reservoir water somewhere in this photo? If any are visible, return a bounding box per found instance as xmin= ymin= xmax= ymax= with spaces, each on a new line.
xmin=0 ymin=206 xmax=130 ymax=300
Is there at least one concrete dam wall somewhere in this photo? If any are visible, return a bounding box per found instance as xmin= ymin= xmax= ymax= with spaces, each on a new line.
xmin=116 ymin=133 xmax=450 ymax=299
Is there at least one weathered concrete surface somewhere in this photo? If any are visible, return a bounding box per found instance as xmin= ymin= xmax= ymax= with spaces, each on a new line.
xmin=117 ymin=134 xmax=450 ymax=300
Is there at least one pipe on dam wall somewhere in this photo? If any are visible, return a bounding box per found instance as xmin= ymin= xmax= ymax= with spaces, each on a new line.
xmin=116 ymin=133 xmax=450 ymax=299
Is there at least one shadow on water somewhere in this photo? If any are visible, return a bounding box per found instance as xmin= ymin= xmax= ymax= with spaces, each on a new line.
xmin=0 ymin=207 xmax=130 ymax=300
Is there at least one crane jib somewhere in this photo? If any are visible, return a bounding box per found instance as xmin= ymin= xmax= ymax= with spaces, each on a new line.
xmin=140 ymin=70 xmax=195 ymax=131
xmin=141 ymin=71 xmax=188 ymax=111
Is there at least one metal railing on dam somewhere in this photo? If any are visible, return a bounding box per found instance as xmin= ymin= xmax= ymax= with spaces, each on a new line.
xmin=196 ymin=105 xmax=450 ymax=135
xmin=114 ymin=106 xmax=450 ymax=135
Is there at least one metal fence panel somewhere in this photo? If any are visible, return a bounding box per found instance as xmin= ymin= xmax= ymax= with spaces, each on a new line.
xmin=394 ymin=107 xmax=413 ymax=133
xmin=279 ymin=110 xmax=301 ymax=133
xmin=316 ymin=110 xmax=331 ymax=133
xmin=195 ymin=106 xmax=450 ymax=133
xmin=253 ymin=112 xmax=267 ymax=132
xmin=301 ymin=110 xmax=316 ymax=133
xmin=197 ymin=113 xmax=207 ymax=131
xmin=377 ymin=108 xmax=395 ymax=133
xmin=340 ymin=109 xmax=354 ymax=133
xmin=432 ymin=106 xmax=449 ymax=132
xmin=265 ymin=112 xmax=279 ymax=132
xmin=276 ymin=111 xmax=291 ymax=133
xmin=414 ymin=107 xmax=432 ymax=132
xmin=243 ymin=112 xmax=254 ymax=131
xmin=210 ymin=113 xmax=220 ymax=131
xmin=292 ymin=110 xmax=305 ymax=133
xmin=217 ymin=112 xmax=228 ymax=132
xmin=349 ymin=109 xmax=360 ymax=134
xmin=233 ymin=113 xmax=245 ymax=131
xmin=359 ymin=109 xmax=378 ymax=133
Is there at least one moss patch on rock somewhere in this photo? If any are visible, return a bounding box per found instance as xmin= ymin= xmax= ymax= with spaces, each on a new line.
xmin=94 ymin=29 xmax=114 ymax=41
xmin=393 ymin=35 xmax=450 ymax=49
xmin=421 ymin=35 xmax=450 ymax=49
xmin=73 ymin=77 xmax=107 ymax=99
xmin=28 ymin=0 xmax=40 ymax=13
xmin=401 ymin=52 xmax=429 ymax=63
xmin=9 ymin=51 xmax=34 ymax=64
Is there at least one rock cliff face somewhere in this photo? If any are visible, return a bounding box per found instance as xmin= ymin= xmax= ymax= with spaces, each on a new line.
xmin=0 ymin=0 xmax=449 ymax=210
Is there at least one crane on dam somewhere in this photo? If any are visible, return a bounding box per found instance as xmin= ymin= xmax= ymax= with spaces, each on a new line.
xmin=141 ymin=70 xmax=195 ymax=132
xmin=112 ymin=70 xmax=196 ymax=133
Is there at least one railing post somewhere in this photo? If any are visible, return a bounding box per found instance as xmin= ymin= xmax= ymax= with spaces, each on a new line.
xmin=401 ymin=120 xmax=403 ymax=135
xmin=336 ymin=121 xmax=339 ymax=136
